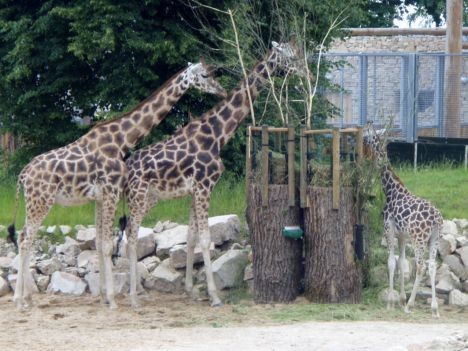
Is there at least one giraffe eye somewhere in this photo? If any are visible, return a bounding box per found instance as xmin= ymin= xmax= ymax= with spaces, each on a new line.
xmin=201 ymin=74 xmax=208 ymax=78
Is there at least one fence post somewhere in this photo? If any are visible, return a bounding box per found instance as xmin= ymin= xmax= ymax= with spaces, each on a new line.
xmin=287 ymin=124 xmax=295 ymax=206
xmin=359 ymin=55 xmax=368 ymax=125
xmin=261 ymin=125 xmax=269 ymax=207
xmin=332 ymin=128 xmax=340 ymax=210
xmin=245 ymin=125 xmax=252 ymax=195
xmin=435 ymin=55 xmax=445 ymax=137
xmin=356 ymin=127 xmax=364 ymax=164
xmin=300 ymin=126 xmax=307 ymax=208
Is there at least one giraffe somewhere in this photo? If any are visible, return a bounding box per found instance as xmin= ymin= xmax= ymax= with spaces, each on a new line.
xmin=8 ymin=61 xmax=226 ymax=310
xmin=123 ymin=40 xmax=305 ymax=307
xmin=364 ymin=125 xmax=443 ymax=318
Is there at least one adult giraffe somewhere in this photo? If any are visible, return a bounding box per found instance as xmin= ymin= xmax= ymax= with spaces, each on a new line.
xmin=123 ymin=40 xmax=306 ymax=307
xmin=8 ymin=61 xmax=226 ymax=309
xmin=364 ymin=125 xmax=443 ymax=317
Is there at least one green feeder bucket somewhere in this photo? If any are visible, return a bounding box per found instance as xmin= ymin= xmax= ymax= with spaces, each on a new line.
xmin=282 ymin=226 xmax=303 ymax=239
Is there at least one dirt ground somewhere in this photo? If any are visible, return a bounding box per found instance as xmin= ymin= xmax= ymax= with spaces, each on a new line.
xmin=0 ymin=292 xmax=467 ymax=351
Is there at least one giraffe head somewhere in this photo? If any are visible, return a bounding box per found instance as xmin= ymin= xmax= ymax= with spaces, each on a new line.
xmin=185 ymin=60 xmax=227 ymax=98
xmin=271 ymin=38 xmax=307 ymax=77
xmin=363 ymin=123 xmax=388 ymax=165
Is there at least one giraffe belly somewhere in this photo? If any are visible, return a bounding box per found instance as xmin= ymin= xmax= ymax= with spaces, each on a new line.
xmin=149 ymin=178 xmax=193 ymax=200
xmin=55 ymin=193 xmax=90 ymax=207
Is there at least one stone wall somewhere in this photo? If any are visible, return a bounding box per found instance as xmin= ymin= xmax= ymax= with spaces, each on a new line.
xmin=324 ymin=34 xmax=468 ymax=137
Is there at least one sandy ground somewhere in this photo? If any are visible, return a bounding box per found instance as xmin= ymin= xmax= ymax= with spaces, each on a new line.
xmin=0 ymin=292 xmax=467 ymax=351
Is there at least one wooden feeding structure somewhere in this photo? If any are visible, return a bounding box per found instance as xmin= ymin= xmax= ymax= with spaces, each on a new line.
xmin=245 ymin=125 xmax=302 ymax=304
xmin=300 ymin=126 xmax=364 ymax=303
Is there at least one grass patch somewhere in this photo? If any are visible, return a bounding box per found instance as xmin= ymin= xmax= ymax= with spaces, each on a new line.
xmin=0 ymin=176 xmax=247 ymax=230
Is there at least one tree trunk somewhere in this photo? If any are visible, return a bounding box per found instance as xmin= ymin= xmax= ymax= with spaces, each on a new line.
xmin=246 ymin=184 xmax=302 ymax=303
xmin=303 ymin=187 xmax=362 ymax=303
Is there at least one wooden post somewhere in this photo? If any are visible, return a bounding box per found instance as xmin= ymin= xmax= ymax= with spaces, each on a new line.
xmin=247 ymin=185 xmax=303 ymax=303
xmin=287 ymin=125 xmax=295 ymax=206
xmin=303 ymin=187 xmax=362 ymax=303
xmin=245 ymin=125 xmax=252 ymax=195
xmin=332 ymin=128 xmax=340 ymax=210
xmin=300 ymin=126 xmax=308 ymax=208
xmin=444 ymin=0 xmax=463 ymax=138
xmin=261 ymin=125 xmax=269 ymax=207
xmin=356 ymin=127 xmax=364 ymax=164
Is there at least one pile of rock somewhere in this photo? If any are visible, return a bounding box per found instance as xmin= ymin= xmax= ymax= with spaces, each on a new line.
xmin=0 ymin=214 xmax=251 ymax=301
xmin=430 ymin=218 xmax=468 ymax=306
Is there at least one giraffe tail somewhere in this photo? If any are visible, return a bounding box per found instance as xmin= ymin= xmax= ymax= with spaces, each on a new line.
xmin=7 ymin=175 xmax=22 ymax=250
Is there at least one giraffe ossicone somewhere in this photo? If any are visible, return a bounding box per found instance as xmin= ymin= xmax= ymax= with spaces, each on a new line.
xmin=364 ymin=124 xmax=443 ymax=318
xmin=122 ymin=39 xmax=306 ymax=308
xmin=8 ymin=60 xmax=226 ymax=310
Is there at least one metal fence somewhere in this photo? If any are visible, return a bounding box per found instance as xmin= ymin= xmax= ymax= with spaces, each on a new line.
xmin=323 ymin=52 xmax=468 ymax=142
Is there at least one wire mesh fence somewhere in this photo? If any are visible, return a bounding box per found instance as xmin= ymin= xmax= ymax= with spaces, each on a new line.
xmin=324 ymin=52 xmax=468 ymax=142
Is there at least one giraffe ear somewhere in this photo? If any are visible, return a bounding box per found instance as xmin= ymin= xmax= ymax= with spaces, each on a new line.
xmin=199 ymin=57 xmax=206 ymax=65
xmin=272 ymin=41 xmax=279 ymax=48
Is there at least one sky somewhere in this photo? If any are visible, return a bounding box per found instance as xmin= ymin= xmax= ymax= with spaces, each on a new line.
xmin=392 ymin=4 xmax=443 ymax=28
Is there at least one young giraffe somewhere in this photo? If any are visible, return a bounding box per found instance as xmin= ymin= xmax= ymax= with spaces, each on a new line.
xmin=123 ymin=40 xmax=305 ymax=307
xmin=8 ymin=61 xmax=226 ymax=310
xmin=364 ymin=126 xmax=443 ymax=318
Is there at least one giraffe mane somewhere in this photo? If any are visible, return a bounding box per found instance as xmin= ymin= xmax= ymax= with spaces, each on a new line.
xmin=91 ymin=66 xmax=187 ymax=128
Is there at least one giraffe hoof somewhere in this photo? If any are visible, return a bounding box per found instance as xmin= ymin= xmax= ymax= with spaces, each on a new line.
xmin=211 ymin=300 xmax=223 ymax=308
xmin=131 ymin=299 xmax=140 ymax=309
xmin=109 ymin=301 xmax=118 ymax=310
xmin=404 ymin=306 xmax=412 ymax=314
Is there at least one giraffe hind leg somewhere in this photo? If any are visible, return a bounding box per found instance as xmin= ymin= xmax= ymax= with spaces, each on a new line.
xmin=428 ymin=228 xmax=440 ymax=318
xmin=405 ymin=244 xmax=426 ymax=314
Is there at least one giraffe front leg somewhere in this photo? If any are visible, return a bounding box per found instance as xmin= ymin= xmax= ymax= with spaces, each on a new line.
xmin=397 ymin=235 xmax=407 ymax=307
xmin=385 ymin=222 xmax=396 ymax=310
xmin=194 ymin=192 xmax=222 ymax=307
xmin=405 ymin=246 xmax=426 ymax=314
xmin=95 ymin=201 xmax=107 ymax=305
xmin=101 ymin=194 xmax=118 ymax=310
xmin=428 ymin=233 xmax=440 ymax=318
xmin=185 ymin=198 xmax=198 ymax=298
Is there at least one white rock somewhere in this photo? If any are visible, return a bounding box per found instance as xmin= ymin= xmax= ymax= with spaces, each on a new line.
xmin=74 ymin=224 xmax=87 ymax=231
xmin=56 ymin=236 xmax=80 ymax=257
xmin=9 ymin=255 xmax=36 ymax=273
xmin=84 ymin=272 xmax=100 ymax=296
xmin=456 ymin=246 xmax=468 ymax=267
xmin=137 ymin=227 xmax=156 ymax=260
xmin=244 ymin=263 xmax=253 ymax=281
xmin=143 ymin=259 xmax=183 ymax=293
xmin=455 ymin=236 xmax=468 ymax=248
xmin=208 ymin=215 xmax=241 ymax=246
xmin=443 ymin=255 xmax=468 ymax=281
xmin=442 ymin=220 xmax=458 ymax=236
xmin=35 ymin=274 xmax=50 ymax=292
xmin=113 ymin=272 xmax=129 ymax=295
xmin=0 ymin=256 xmax=12 ymax=271
xmin=59 ymin=225 xmax=72 ymax=235
xmin=0 ymin=276 xmax=10 ymax=297
xmin=46 ymin=225 xmax=57 ymax=234
xmin=448 ymin=289 xmax=468 ymax=306
xmin=162 ymin=220 xmax=179 ymax=230
xmin=453 ymin=219 xmax=468 ymax=232
xmin=153 ymin=221 xmax=164 ymax=233
xmin=138 ymin=262 xmax=149 ymax=282
xmin=141 ymin=256 xmax=160 ymax=272
xmin=438 ymin=234 xmax=457 ymax=257
xmin=77 ymin=250 xmax=98 ymax=269
xmin=75 ymin=228 xmax=96 ymax=250
xmin=212 ymin=249 xmax=248 ymax=289
xmin=37 ymin=257 xmax=62 ymax=275
xmin=154 ymin=225 xmax=188 ymax=256
xmin=435 ymin=271 xmax=461 ymax=294
xmin=47 ymin=271 xmax=86 ymax=295
xmin=169 ymin=243 xmax=215 ymax=269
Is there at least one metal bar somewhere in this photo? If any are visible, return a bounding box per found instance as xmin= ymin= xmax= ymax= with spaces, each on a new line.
xmin=287 ymin=125 xmax=295 ymax=206
xmin=407 ymin=54 xmax=417 ymax=142
xmin=344 ymin=27 xmax=468 ymax=36
xmin=435 ymin=56 xmax=445 ymax=137
xmin=299 ymin=126 xmax=308 ymax=208
xmin=359 ymin=55 xmax=368 ymax=125
xmin=332 ymin=128 xmax=341 ymax=210
xmin=413 ymin=141 xmax=418 ymax=173
xmin=261 ymin=125 xmax=269 ymax=207
xmin=250 ymin=126 xmax=289 ymax=133
xmin=400 ymin=56 xmax=408 ymax=139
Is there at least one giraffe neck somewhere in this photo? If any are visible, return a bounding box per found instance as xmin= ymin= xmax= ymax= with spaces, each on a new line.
xmin=82 ymin=67 xmax=192 ymax=154
xmin=210 ymin=51 xmax=280 ymax=147
xmin=380 ymin=164 xmax=409 ymax=202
